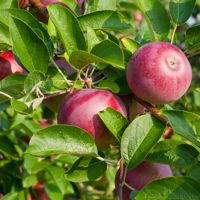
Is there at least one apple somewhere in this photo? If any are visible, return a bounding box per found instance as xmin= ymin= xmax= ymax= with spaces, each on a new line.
xmin=120 ymin=94 xmax=144 ymax=121
xmin=57 ymin=89 xmax=127 ymax=149
xmin=127 ymin=42 xmax=192 ymax=104
xmin=0 ymin=51 xmax=26 ymax=80
xmin=115 ymin=161 xmax=173 ymax=200
xmin=32 ymin=182 xmax=49 ymax=200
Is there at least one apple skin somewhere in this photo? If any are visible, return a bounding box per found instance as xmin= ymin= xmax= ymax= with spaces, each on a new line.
xmin=127 ymin=42 xmax=192 ymax=104
xmin=32 ymin=182 xmax=49 ymax=200
xmin=115 ymin=161 xmax=173 ymax=200
xmin=58 ymin=89 xmax=127 ymax=149
xmin=0 ymin=51 xmax=26 ymax=80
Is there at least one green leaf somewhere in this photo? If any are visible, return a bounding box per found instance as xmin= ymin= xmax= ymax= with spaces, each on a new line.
xmin=24 ymin=154 xmax=51 ymax=174
xmin=0 ymin=22 xmax=11 ymax=45
xmin=1 ymin=192 xmax=18 ymax=200
xmin=97 ymin=80 xmax=120 ymax=93
xmin=135 ymin=0 xmax=170 ymax=41
xmin=86 ymin=0 xmax=117 ymax=12
xmin=22 ymin=174 xmax=37 ymax=188
xmin=135 ymin=177 xmax=200 ymax=200
xmin=161 ymin=110 xmax=200 ymax=147
xmin=47 ymin=4 xmax=86 ymax=56
xmin=44 ymin=184 xmax=63 ymax=200
xmin=47 ymin=165 xmax=73 ymax=195
xmin=65 ymin=156 xmax=107 ymax=182
xmin=26 ymin=125 xmax=98 ymax=157
xmin=8 ymin=9 xmax=53 ymax=55
xmin=91 ymin=40 xmax=124 ymax=69
xmin=147 ymin=140 xmax=199 ymax=168
xmin=98 ymin=108 xmax=128 ymax=141
xmin=87 ymin=27 xmax=100 ymax=52
xmin=185 ymin=24 xmax=200 ymax=54
xmin=187 ymin=162 xmax=200 ymax=182
xmin=0 ymin=0 xmax=17 ymax=9
xmin=10 ymin=99 xmax=31 ymax=115
xmin=0 ymin=74 xmax=25 ymax=101
xmin=169 ymin=0 xmax=196 ymax=25
xmin=9 ymin=17 xmax=49 ymax=73
xmin=78 ymin=10 xmax=131 ymax=32
xmin=121 ymin=38 xmax=140 ymax=53
xmin=0 ymin=135 xmax=18 ymax=159
xmin=121 ymin=114 xmax=165 ymax=169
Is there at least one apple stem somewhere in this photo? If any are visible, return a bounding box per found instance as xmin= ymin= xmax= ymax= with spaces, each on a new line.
xmin=171 ymin=24 xmax=177 ymax=44
xmin=133 ymin=95 xmax=174 ymax=139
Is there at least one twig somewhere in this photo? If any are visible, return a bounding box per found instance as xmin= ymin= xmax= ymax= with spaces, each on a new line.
xmin=70 ymin=70 xmax=81 ymax=93
xmin=133 ymin=95 xmax=174 ymax=139
xmin=171 ymin=24 xmax=177 ymax=44
xmin=43 ymin=90 xmax=69 ymax=100
xmin=96 ymin=156 xmax=118 ymax=165
xmin=119 ymin=160 xmax=128 ymax=200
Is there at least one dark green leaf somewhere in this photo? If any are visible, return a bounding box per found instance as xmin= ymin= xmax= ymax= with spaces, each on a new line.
xmin=169 ymin=0 xmax=196 ymax=25
xmin=98 ymin=108 xmax=128 ymax=141
xmin=147 ymin=140 xmax=199 ymax=168
xmin=97 ymin=80 xmax=120 ymax=93
xmin=185 ymin=24 xmax=200 ymax=54
xmin=65 ymin=156 xmax=107 ymax=182
xmin=78 ymin=10 xmax=131 ymax=32
xmin=44 ymin=184 xmax=63 ymax=200
xmin=0 ymin=22 xmax=11 ymax=45
xmin=162 ymin=110 xmax=200 ymax=147
xmin=136 ymin=177 xmax=200 ymax=200
xmin=121 ymin=114 xmax=165 ymax=169
xmin=187 ymin=162 xmax=200 ymax=182
xmin=47 ymin=4 xmax=86 ymax=56
xmin=9 ymin=17 xmax=49 ymax=73
xmin=26 ymin=125 xmax=98 ymax=157
xmin=135 ymin=0 xmax=170 ymax=41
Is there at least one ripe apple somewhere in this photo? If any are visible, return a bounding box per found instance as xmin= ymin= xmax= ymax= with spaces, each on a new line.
xmin=120 ymin=94 xmax=144 ymax=121
xmin=57 ymin=89 xmax=127 ymax=149
xmin=32 ymin=182 xmax=49 ymax=200
xmin=115 ymin=161 xmax=173 ymax=200
xmin=0 ymin=51 xmax=25 ymax=80
xmin=127 ymin=42 xmax=192 ymax=104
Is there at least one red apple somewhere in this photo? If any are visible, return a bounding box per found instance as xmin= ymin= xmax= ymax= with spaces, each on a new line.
xmin=115 ymin=161 xmax=173 ymax=200
xmin=58 ymin=89 xmax=127 ymax=149
xmin=33 ymin=182 xmax=49 ymax=200
xmin=127 ymin=42 xmax=192 ymax=104
xmin=0 ymin=51 xmax=26 ymax=80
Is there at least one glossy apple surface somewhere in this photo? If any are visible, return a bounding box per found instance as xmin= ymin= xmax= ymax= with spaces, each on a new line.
xmin=127 ymin=42 xmax=192 ymax=104
xmin=0 ymin=51 xmax=25 ymax=80
xmin=115 ymin=161 xmax=173 ymax=200
xmin=58 ymin=89 xmax=127 ymax=149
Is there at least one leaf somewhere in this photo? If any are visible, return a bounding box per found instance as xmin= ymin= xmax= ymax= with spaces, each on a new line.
xmin=135 ymin=177 xmax=200 ymax=200
xmin=97 ymin=80 xmax=120 ymax=93
xmin=169 ymin=0 xmax=196 ymax=25
xmin=87 ymin=27 xmax=100 ymax=52
xmin=91 ymin=40 xmax=124 ymax=69
xmin=47 ymin=165 xmax=74 ymax=194
xmin=47 ymin=4 xmax=86 ymax=56
xmin=26 ymin=125 xmax=98 ymax=157
xmin=0 ymin=22 xmax=11 ymax=45
xmin=121 ymin=114 xmax=165 ymax=169
xmin=121 ymin=38 xmax=140 ymax=53
xmin=187 ymin=162 xmax=200 ymax=182
xmin=1 ymin=192 xmax=18 ymax=200
xmin=22 ymin=175 xmax=37 ymax=188
xmin=161 ymin=110 xmax=200 ymax=147
xmin=65 ymin=156 xmax=107 ymax=182
xmin=98 ymin=108 xmax=128 ymax=141
xmin=135 ymin=0 xmax=170 ymax=41
xmin=86 ymin=0 xmax=117 ymax=12
xmin=9 ymin=9 xmax=53 ymax=55
xmin=185 ymin=24 xmax=200 ymax=54
xmin=10 ymin=99 xmax=31 ymax=115
xmin=24 ymin=154 xmax=51 ymax=174
xmin=147 ymin=140 xmax=199 ymax=168
xmin=0 ymin=74 xmax=25 ymax=101
xmin=44 ymin=184 xmax=63 ymax=200
xmin=9 ymin=17 xmax=49 ymax=73
xmin=78 ymin=10 xmax=131 ymax=32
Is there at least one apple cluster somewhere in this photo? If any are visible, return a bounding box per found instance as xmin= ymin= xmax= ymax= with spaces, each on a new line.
xmin=0 ymin=41 xmax=192 ymax=199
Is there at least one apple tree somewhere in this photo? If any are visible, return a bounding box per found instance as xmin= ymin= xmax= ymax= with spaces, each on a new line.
xmin=0 ymin=0 xmax=200 ymax=199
